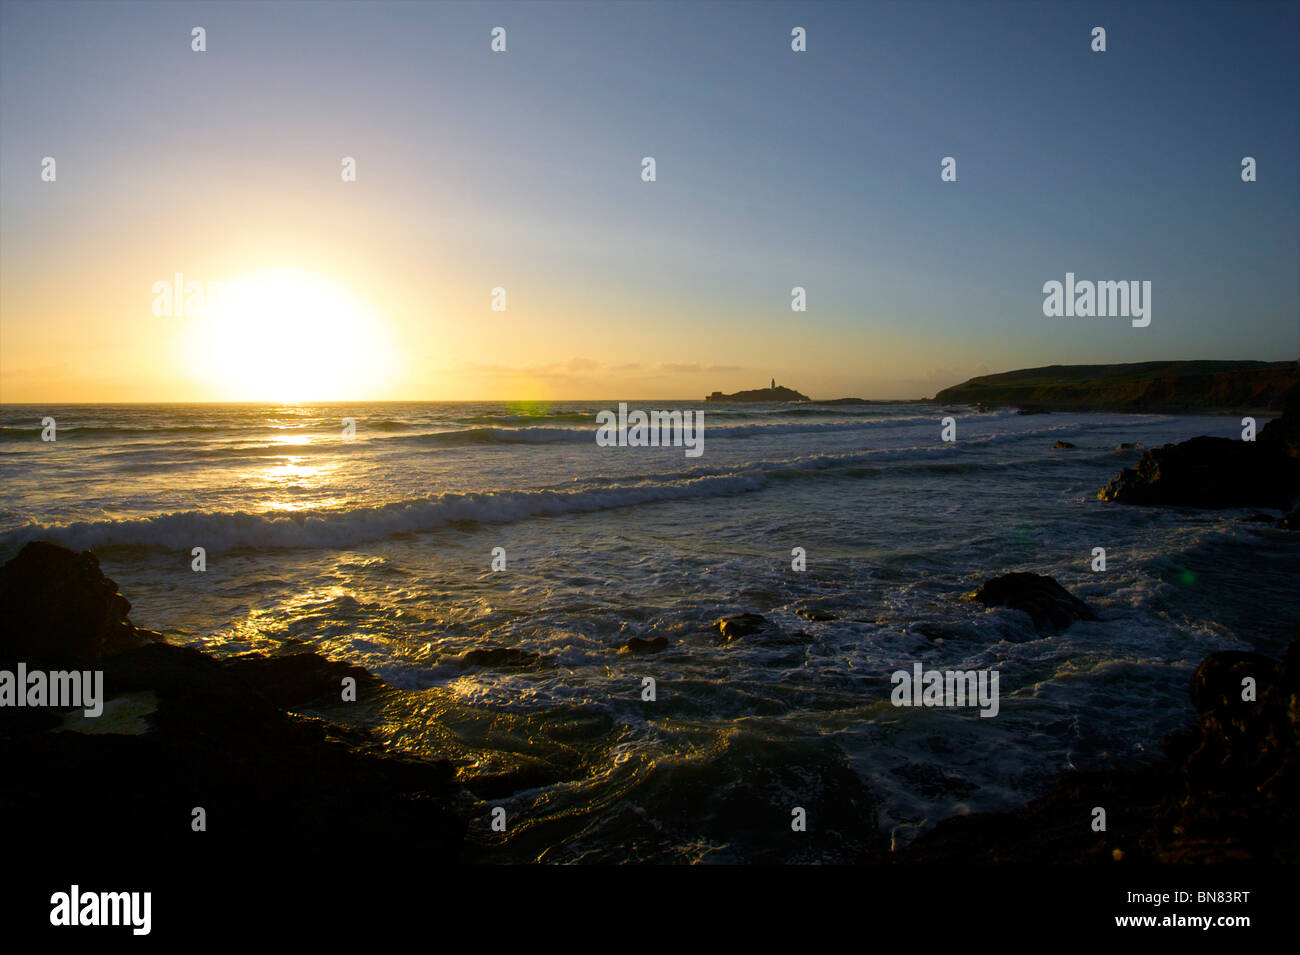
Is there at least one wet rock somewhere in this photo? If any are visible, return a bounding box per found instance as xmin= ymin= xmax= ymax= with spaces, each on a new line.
xmin=0 ymin=542 xmax=465 ymax=863
xmin=464 ymin=759 xmax=561 ymax=800
xmin=713 ymin=613 xmax=768 ymax=641
xmin=224 ymin=651 xmax=381 ymax=709
xmin=1116 ymin=442 xmax=1141 ymax=450
xmin=793 ymin=607 xmax=837 ymax=621
xmin=912 ymin=622 xmax=969 ymax=642
xmin=1259 ymin=382 xmax=1300 ymax=458
xmin=1278 ymin=509 xmax=1300 ymax=531
xmin=1051 ymin=440 xmax=1076 ymax=449
xmin=1101 ymin=386 xmax=1300 ymax=509
xmin=1186 ymin=649 xmax=1276 ymax=713
xmin=967 ymin=572 xmax=1097 ymax=634
xmin=619 ymin=636 xmax=668 ymax=654
xmin=0 ymin=541 xmax=162 ymax=666
xmin=882 ymin=630 xmax=1300 ymax=863
xmin=1099 ymin=436 xmax=1300 ymax=509
xmin=460 ymin=646 xmax=544 ymax=668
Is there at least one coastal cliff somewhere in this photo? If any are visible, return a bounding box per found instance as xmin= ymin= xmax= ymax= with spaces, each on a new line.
xmin=935 ymin=360 xmax=1298 ymax=412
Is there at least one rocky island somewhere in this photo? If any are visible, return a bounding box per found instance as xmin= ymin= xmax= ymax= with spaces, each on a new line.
xmin=706 ymin=383 xmax=810 ymax=402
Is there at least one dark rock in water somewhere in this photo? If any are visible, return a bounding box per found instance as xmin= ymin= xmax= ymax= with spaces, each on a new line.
xmin=1115 ymin=442 xmax=1141 ymax=450
xmin=793 ymin=606 xmax=837 ymax=621
xmin=619 ymin=636 xmax=668 ymax=654
xmin=0 ymin=541 xmax=162 ymax=666
xmin=460 ymin=646 xmax=544 ymax=668
xmin=224 ymin=651 xmax=381 ymax=709
xmin=1186 ymin=649 xmax=1277 ymax=713
xmin=464 ymin=759 xmax=561 ymax=800
xmin=1101 ymin=384 xmax=1300 ymax=510
xmin=1243 ymin=512 xmax=1277 ymax=523
xmin=1278 ymin=509 xmax=1300 ymax=531
xmin=1099 ymin=435 xmax=1300 ymax=509
xmin=1051 ymin=440 xmax=1076 ymax=449
xmin=883 ymin=629 xmax=1300 ymax=863
xmin=1154 ymin=635 xmax=1300 ymax=862
xmin=967 ymin=572 xmax=1097 ymax=634
xmin=1259 ymin=381 xmax=1300 ymax=458
xmin=0 ymin=542 xmax=465 ymax=863
xmin=912 ymin=622 xmax=969 ymax=642
xmin=713 ymin=612 xmax=768 ymax=641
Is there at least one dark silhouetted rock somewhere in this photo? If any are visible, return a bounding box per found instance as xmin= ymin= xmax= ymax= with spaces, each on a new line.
xmin=967 ymin=572 xmax=1097 ymax=633
xmin=794 ymin=607 xmax=837 ymax=621
xmin=619 ymin=636 xmax=668 ymax=654
xmin=0 ymin=542 xmax=465 ymax=865
xmin=1051 ymin=440 xmax=1076 ymax=449
xmin=0 ymin=541 xmax=161 ymax=666
xmin=713 ymin=613 xmax=768 ymax=641
xmin=1278 ymin=509 xmax=1300 ymax=530
xmin=460 ymin=646 xmax=544 ymax=668
xmin=1101 ymin=384 xmax=1300 ymax=510
xmin=1259 ymin=381 xmax=1300 ymax=458
xmin=1116 ymin=442 xmax=1141 ymax=450
xmin=1099 ymin=435 xmax=1300 ymax=509
xmin=879 ymin=630 xmax=1300 ymax=864
xmin=224 ymin=651 xmax=381 ymax=709
xmin=705 ymin=385 xmax=810 ymax=403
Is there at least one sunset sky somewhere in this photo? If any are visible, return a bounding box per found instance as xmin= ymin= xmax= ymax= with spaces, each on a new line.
xmin=1 ymin=0 xmax=1296 ymax=402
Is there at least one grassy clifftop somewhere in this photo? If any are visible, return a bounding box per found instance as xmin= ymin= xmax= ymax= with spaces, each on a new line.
xmin=934 ymin=360 xmax=1298 ymax=412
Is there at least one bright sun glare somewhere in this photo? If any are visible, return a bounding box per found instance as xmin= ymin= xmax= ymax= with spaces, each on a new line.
xmin=186 ymin=269 xmax=395 ymax=402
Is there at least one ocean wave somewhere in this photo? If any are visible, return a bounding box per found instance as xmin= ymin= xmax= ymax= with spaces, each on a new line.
xmin=0 ymin=475 xmax=773 ymax=551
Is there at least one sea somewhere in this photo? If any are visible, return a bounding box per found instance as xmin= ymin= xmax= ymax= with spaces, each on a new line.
xmin=2 ymin=401 xmax=1297 ymax=862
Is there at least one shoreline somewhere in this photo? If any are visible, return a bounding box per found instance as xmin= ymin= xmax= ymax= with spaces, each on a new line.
xmin=4 ymin=391 xmax=1297 ymax=864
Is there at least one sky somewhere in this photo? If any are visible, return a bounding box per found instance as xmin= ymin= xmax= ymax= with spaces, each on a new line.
xmin=1 ymin=0 xmax=1297 ymax=402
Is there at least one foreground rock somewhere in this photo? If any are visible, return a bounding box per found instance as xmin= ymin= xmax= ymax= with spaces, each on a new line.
xmin=620 ymin=636 xmax=668 ymax=654
xmin=713 ymin=613 xmax=769 ymax=641
xmin=883 ymin=631 xmax=1299 ymax=863
xmin=966 ymin=572 xmax=1097 ymax=634
xmin=0 ymin=541 xmax=162 ymax=664
xmin=1099 ymin=435 xmax=1300 ymax=509
xmin=1100 ymin=383 xmax=1300 ymax=509
xmin=0 ymin=542 xmax=464 ymax=861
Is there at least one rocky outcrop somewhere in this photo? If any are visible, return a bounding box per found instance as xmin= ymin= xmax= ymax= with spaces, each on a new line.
xmin=705 ymin=385 xmax=810 ymax=402
xmin=0 ymin=541 xmax=162 ymax=665
xmin=713 ymin=613 xmax=769 ymax=641
xmin=886 ymin=631 xmax=1300 ymax=863
xmin=0 ymin=542 xmax=465 ymax=862
xmin=620 ymin=636 xmax=668 ymax=654
xmin=1099 ymin=384 xmax=1300 ymax=509
xmin=966 ymin=572 xmax=1097 ymax=634
xmin=1051 ymin=440 xmax=1076 ymax=449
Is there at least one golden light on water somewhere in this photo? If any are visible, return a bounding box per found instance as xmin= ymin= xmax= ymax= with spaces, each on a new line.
xmin=185 ymin=269 xmax=396 ymax=403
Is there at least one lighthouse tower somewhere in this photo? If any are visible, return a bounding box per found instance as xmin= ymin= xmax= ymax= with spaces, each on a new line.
xmin=771 ymin=377 xmax=776 ymax=391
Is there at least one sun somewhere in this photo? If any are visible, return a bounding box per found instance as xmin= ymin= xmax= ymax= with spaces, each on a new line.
xmin=185 ymin=269 xmax=396 ymax=402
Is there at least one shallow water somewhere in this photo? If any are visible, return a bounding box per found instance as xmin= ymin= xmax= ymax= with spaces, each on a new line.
xmin=3 ymin=401 xmax=1296 ymax=861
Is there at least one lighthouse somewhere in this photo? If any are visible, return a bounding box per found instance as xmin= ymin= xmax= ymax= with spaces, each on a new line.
xmin=771 ymin=377 xmax=776 ymax=391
